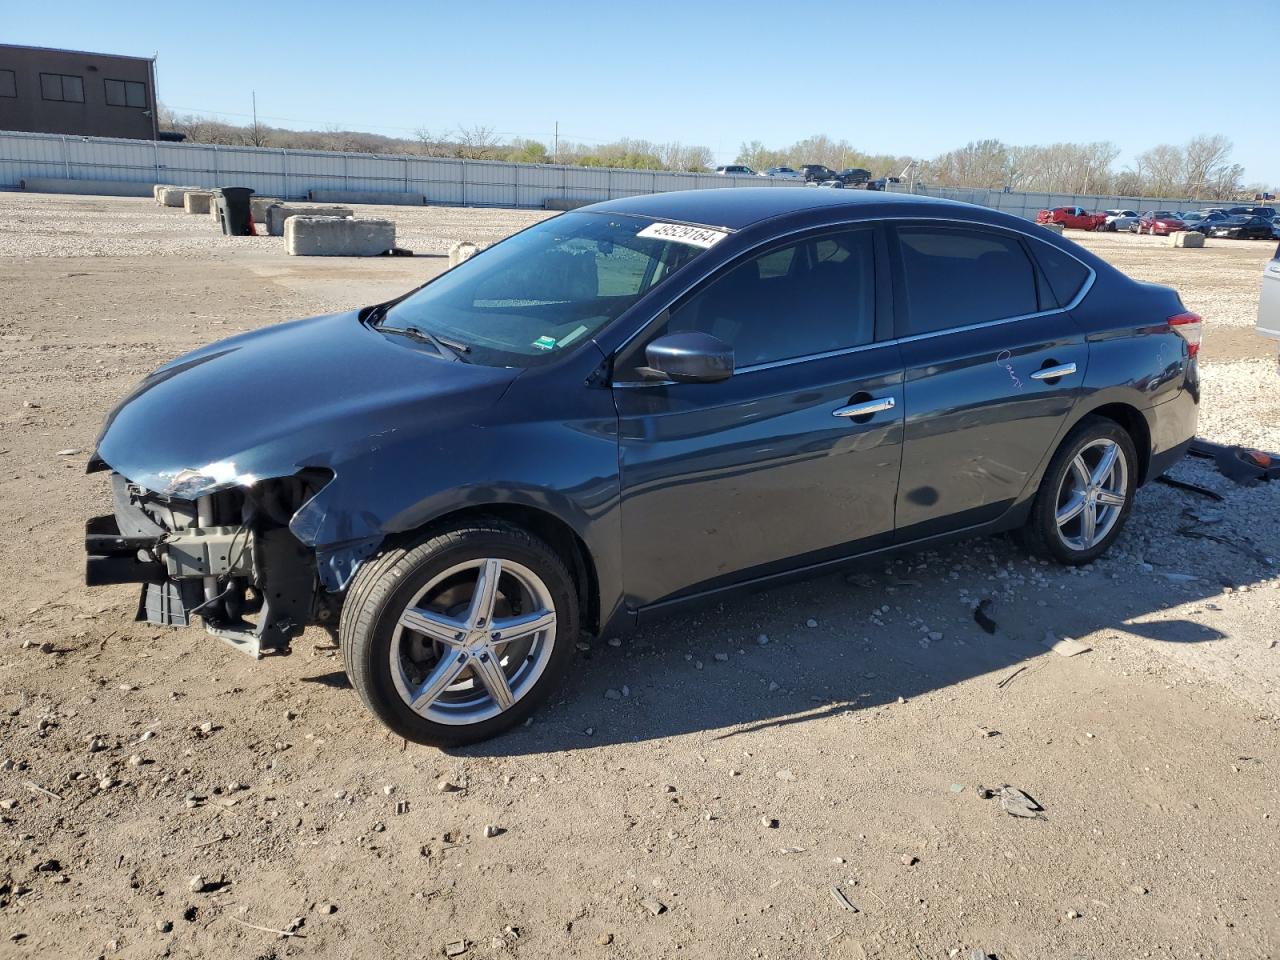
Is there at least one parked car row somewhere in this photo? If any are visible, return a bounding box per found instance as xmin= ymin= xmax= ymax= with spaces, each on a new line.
xmin=1131 ymin=205 xmax=1277 ymax=239
xmin=713 ymin=164 xmax=877 ymax=188
xmin=733 ymin=185 xmax=1278 ymax=239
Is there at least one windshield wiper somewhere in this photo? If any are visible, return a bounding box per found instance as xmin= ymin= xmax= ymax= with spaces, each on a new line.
xmin=433 ymin=333 xmax=471 ymax=356
xmin=376 ymin=321 xmax=468 ymax=363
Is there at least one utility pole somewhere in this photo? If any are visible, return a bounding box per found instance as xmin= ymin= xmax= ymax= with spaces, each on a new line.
xmin=553 ymin=121 xmax=559 ymax=165
xmin=252 ymin=91 xmax=261 ymax=147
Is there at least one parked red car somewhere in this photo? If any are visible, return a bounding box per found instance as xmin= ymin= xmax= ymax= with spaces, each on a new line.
xmin=1136 ymin=211 xmax=1186 ymax=236
xmin=1035 ymin=206 xmax=1107 ymax=230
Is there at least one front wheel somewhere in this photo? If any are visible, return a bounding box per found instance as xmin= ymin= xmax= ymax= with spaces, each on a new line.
xmin=340 ymin=520 xmax=579 ymax=747
xmin=1016 ymin=417 xmax=1138 ymax=566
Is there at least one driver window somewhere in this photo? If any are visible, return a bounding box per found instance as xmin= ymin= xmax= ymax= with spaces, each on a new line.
xmin=622 ymin=227 xmax=876 ymax=376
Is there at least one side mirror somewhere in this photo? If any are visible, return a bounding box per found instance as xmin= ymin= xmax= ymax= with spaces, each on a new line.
xmin=641 ymin=331 xmax=734 ymax=384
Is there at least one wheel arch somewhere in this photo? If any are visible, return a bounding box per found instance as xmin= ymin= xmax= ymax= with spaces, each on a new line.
xmin=387 ymin=502 xmax=603 ymax=637
xmin=1072 ymin=400 xmax=1152 ymax=485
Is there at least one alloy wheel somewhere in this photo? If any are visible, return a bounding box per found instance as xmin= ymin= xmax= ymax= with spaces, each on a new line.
xmin=1054 ymin=438 xmax=1128 ymax=551
xmin=389 ymin=558 xmax=557 ymax=725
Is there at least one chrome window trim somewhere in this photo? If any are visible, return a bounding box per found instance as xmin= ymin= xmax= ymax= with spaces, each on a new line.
xmin=610 ymin=213 xmax=1096 ymax=387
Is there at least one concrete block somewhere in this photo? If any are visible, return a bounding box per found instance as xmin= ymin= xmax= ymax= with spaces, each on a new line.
xmin=307 ymin=189 xmax=425 ymax=206
xmin=448 ymin=241 xmax=483 ymax=267
xmin=249 ymin=197 xmax=281 ymax=226
xmin=153 ymin=184 xmax=170 ymax=202
xmin=285 ymin=217 xmax=396 ymax=257
xmin=209 ymin=192 xmax=224 ymax=222
xmin=183 ymin=191 xmax=215 ymax=215
xmin=266 ymin=204 xmax=354 ymax=237
xmin=1170 ymin=230 xmax=1204 ymax=248
xmin=1038 ymin=222 xmax=1065 ymax=235
xmin=159 ymin=187 xmax=191 ymax=207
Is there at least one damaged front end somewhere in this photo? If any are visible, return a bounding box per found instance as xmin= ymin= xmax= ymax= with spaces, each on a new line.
xmin=85 ymin=466 xmax=337 ymax=658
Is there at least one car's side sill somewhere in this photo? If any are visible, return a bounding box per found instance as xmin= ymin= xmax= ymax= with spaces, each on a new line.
xmin=631 ymin=508 xmax=1029 ymax=627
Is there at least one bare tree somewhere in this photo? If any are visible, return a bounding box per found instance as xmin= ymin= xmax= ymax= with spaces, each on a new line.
xmin=413 ymin=127 xmax=450 ymax=157
xmin=453 ymin=125 xmax=500 ymax=160
xmin=927 ymin=139 xmax=1014 ymax=188
xmin=660 ymin=141 xmax=714 ymax=172
xmin=736 ymin=140 xmax=788 ymax=171
xmin=1134 ymin=144 xmax=1185 ymax=198
xmin=1182 ymin=134 xmax=1235 ymax=199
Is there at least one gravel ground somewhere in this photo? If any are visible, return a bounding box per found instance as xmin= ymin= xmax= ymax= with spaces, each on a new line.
xmin=0 ymin=193 xmax=552 ymax=260
xmin=0 ymin=193 xmax=1277 ymax=960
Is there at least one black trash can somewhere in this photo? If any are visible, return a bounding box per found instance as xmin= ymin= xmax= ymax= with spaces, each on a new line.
xmin=216 ymin=186 xmax=255 ymax=236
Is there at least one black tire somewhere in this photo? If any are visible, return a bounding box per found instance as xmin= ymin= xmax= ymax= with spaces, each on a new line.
xmin=340 ymin=520 xmax=579 ymax=747
xmin=1016 ymin=416 xmax=1138 ymax=566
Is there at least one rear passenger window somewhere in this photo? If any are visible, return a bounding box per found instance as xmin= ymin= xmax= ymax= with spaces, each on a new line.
xmin=895 ymin=227 xmax=1038 ymax=336
xmin=660 ymin=227 xmax=877 ymax=369
xmin=1029 ymin=238 xmax=1091 ymax=307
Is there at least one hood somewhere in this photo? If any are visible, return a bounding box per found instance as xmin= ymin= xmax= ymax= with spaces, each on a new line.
xmin=95 ymin=310 xmax=520 ymax=497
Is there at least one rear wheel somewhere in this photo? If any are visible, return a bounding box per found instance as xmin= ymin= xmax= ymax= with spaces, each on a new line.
xmin=1017 ymin=417 xmax=1138 ymax=565
xmin=341 ymin=520 xmax=578 ymax=746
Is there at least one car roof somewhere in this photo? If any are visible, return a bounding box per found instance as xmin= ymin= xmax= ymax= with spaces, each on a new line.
xmin=588 ymin=187 xmax=952 ymax=231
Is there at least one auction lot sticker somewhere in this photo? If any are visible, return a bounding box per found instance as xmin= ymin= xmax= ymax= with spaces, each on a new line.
xmin=636 ymin=221 xmax=729 ymax=249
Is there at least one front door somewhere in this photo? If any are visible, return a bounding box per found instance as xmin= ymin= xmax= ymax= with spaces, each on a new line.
xmin=612 ymin=225 xmax=904 ymax=609
xmin=889 ymin=222 xmax=1089 ymax=541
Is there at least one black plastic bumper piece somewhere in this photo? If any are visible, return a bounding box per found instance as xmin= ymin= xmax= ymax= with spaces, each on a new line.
xmin=138 ymin=581 xmax=191 ymax=627
xmin=85 ymin=514 xmax=164 ymax=586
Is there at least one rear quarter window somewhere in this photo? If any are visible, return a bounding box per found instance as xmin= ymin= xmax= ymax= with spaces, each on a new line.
xmin=1028 ymin=238 xmax=1091 ymax=307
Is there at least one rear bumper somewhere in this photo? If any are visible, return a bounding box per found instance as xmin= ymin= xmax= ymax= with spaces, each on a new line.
xmin=1145 ymin=384 xmax=1200 ymax=483
xmin=1148 ymin=436 xmax=1193 ymax=482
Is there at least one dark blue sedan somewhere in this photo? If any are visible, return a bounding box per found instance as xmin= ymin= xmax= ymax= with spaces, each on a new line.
xmin=86 ymin=188 xmax=1201 ymax=745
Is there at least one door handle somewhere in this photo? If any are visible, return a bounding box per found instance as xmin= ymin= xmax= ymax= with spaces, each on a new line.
xmin=1030 ymin=362 xmax=1077 ymax=381
xmin=833 ymin=396 xmax=896 ymax=418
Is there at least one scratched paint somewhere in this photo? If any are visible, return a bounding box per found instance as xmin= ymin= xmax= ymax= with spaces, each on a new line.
xmin=995 ymin=350 xmax=1024 ymax=390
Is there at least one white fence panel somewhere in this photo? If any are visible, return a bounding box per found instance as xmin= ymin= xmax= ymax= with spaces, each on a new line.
xmin=407 ymin=157 xmax=462 ymax=204
xmin=0 ymin=129 xmax=815 ymax=207
xmin=514 ymin=163 xmax=564 ymax=208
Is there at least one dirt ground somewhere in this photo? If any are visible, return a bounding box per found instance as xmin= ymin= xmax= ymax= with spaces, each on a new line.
xmin=0 ymin=194 xmax=1277 ymax=960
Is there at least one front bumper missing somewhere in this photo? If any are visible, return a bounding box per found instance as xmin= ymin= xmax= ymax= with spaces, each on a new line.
xmin=85 ymin=513 xmax=312 ymax=659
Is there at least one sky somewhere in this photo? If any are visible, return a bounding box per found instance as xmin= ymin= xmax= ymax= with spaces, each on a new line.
xmin=7 ymin=0 xmax=1278 ymax=185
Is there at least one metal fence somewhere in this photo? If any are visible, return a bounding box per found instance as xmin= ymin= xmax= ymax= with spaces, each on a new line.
xmin=0 ymin=129 xmax=802 ymax=207
xmin=2 ymin=129 xmax=1261 ymax=218
xmin=885 ymin=182 xmax=1260 ymax=220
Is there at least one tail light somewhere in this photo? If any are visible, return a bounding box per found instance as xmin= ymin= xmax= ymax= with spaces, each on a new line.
xmin=1168 ymin=312 xmax=1202 ymax=358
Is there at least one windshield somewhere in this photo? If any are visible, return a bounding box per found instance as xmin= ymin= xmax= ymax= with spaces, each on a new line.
xmin=378 ymin=212 xmax=710 ymax=366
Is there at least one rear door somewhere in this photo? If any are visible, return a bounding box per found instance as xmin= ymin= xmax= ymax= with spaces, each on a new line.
xmin=888 ymin=222 xmax=1090 ymax=541
xmin=613 ymin=225 xmax=904 ymax=608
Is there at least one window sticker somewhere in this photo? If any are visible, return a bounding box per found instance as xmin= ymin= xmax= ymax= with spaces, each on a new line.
xmin=636 ymin=221 xmax=729 ymax=249
xmin=531 ymin=335 xmax=558 ymax=351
